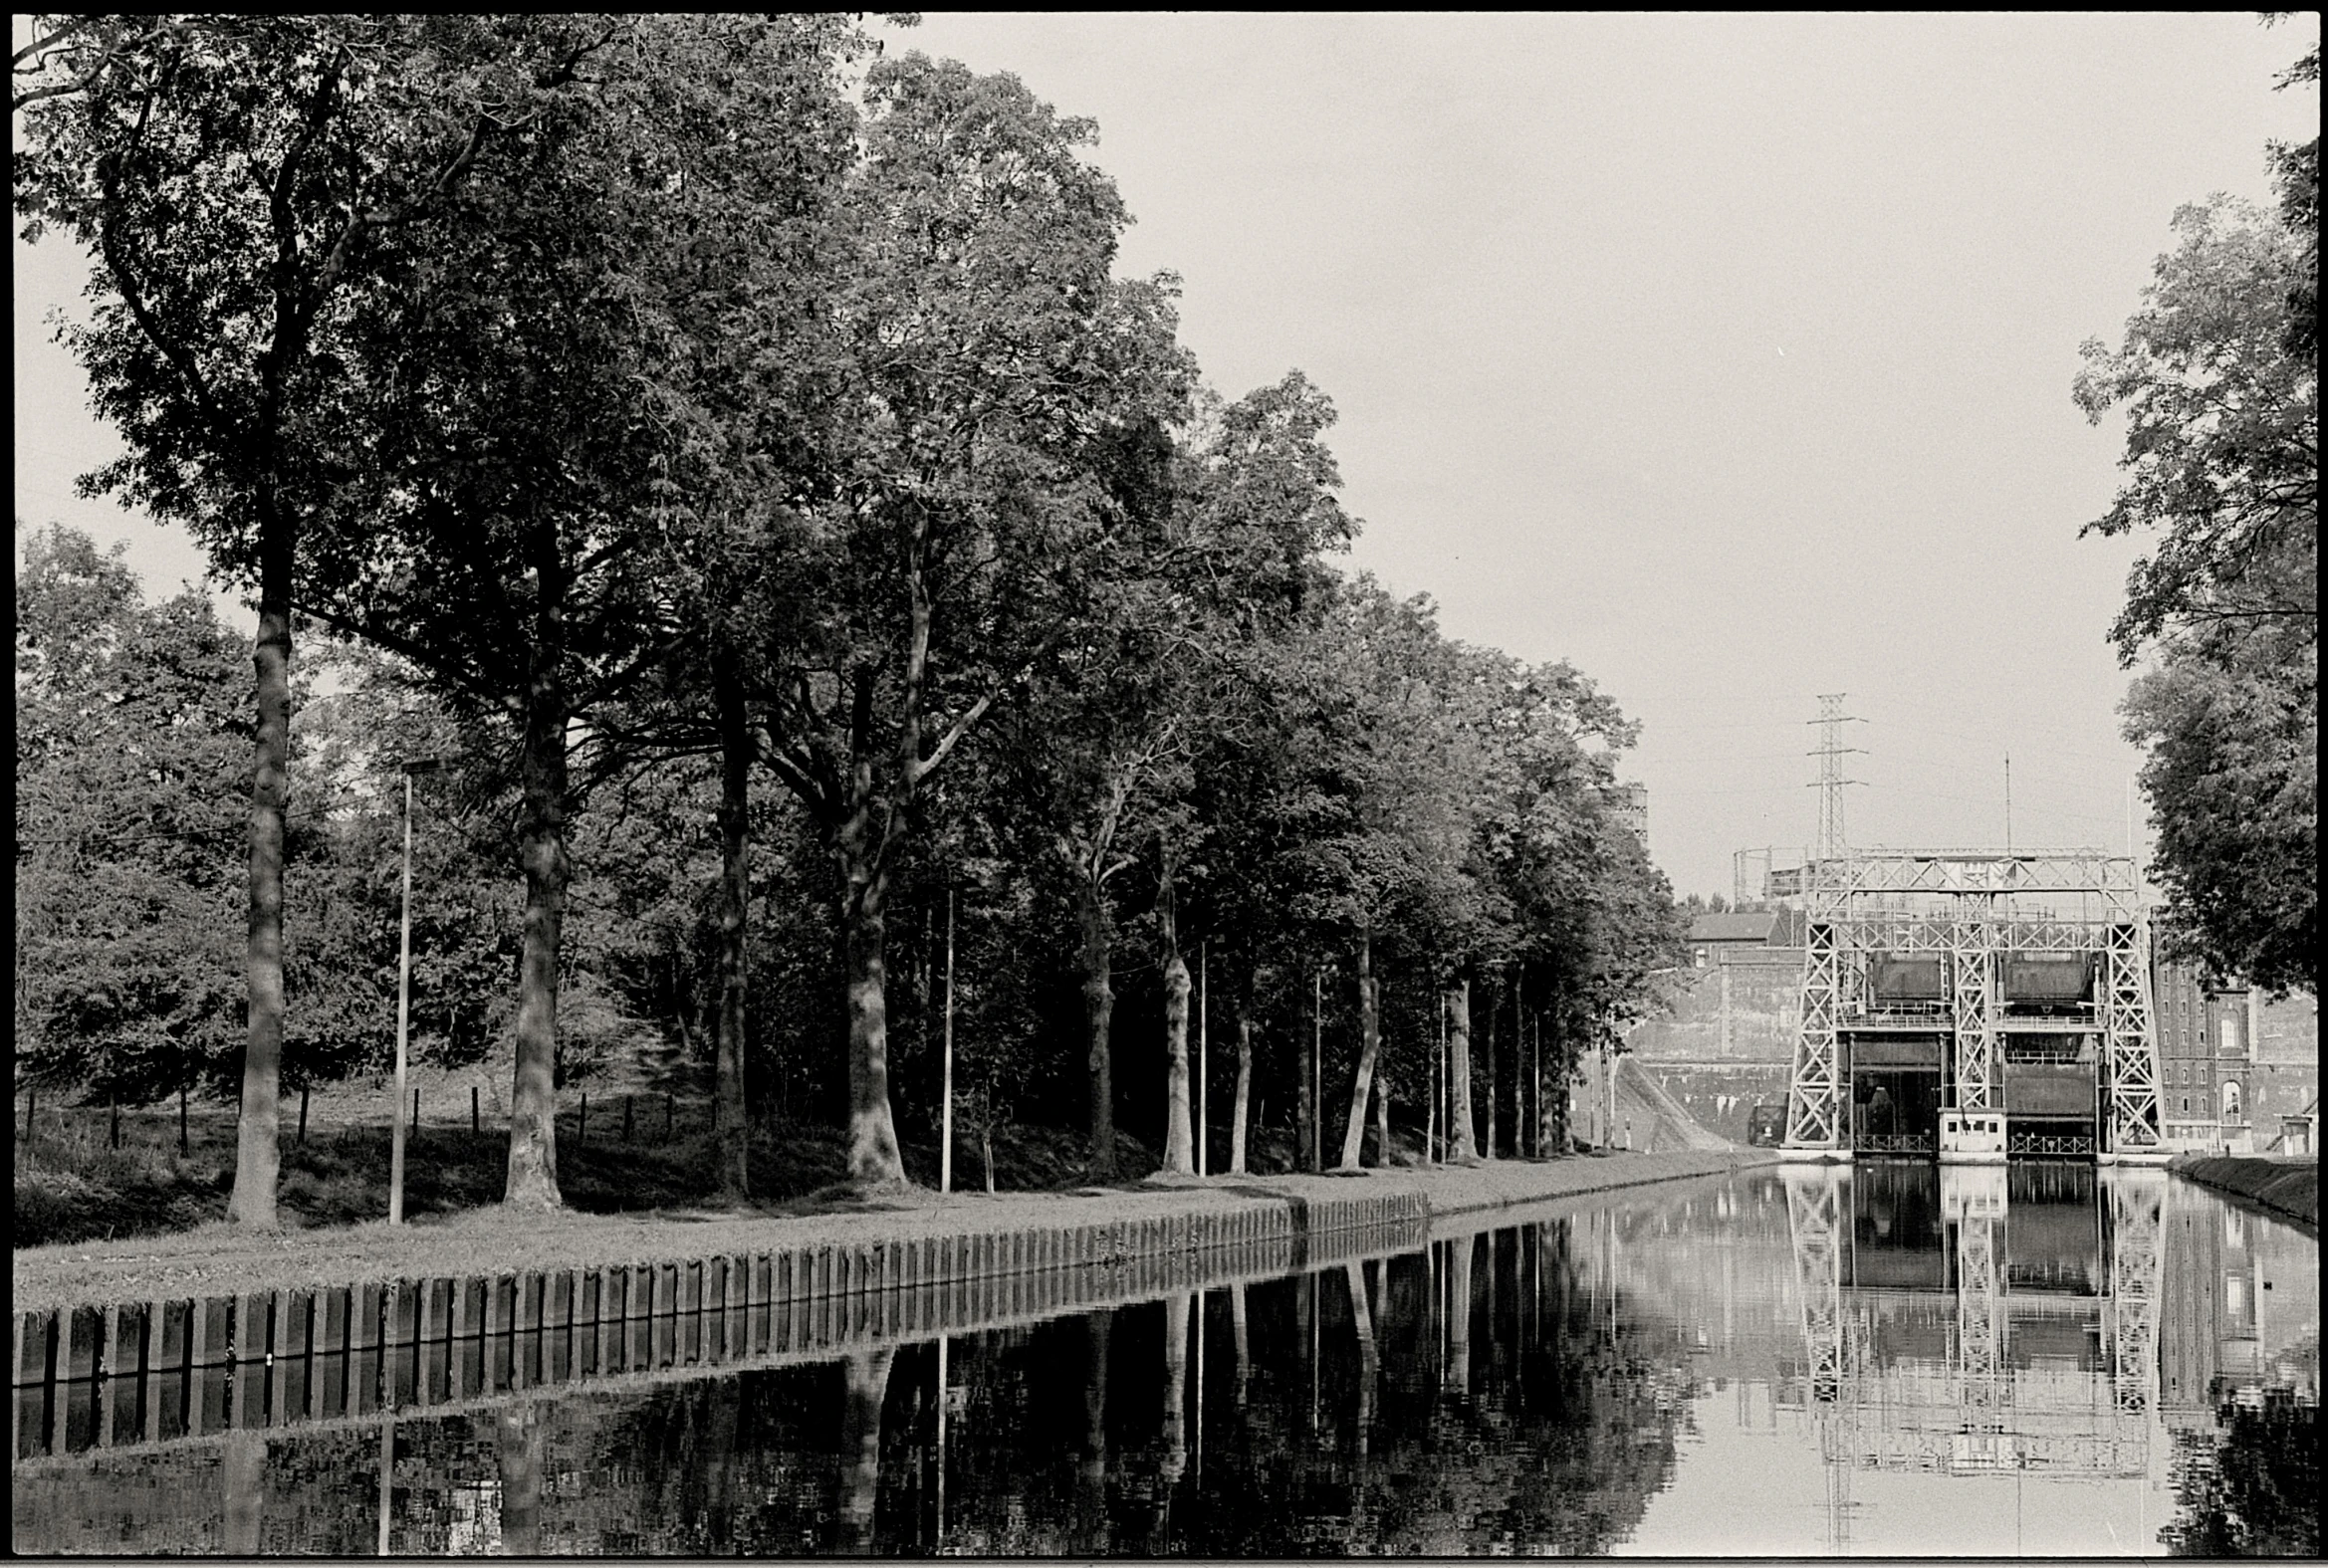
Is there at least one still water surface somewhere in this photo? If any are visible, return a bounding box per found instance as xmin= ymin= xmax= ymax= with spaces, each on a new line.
xmin=12 ymin=1166 xmax=2318 ymax=1555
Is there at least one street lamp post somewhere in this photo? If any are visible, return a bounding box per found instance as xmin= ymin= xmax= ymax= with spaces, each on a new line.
xmin=942 ymin=886 xmax=955 ymax=1197
xmin=1198 ymin=941 xmax=1208 ymax=1179
xmin=1311 ymin=969 xmax=1323 ymax=1173
xmin=389 ymin=758 xmax=448 ymax=1226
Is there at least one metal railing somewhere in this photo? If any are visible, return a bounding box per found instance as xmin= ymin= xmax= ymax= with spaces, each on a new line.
xmin=1855 ymin=1133 xmax=1935 ymax=1155
xmin=2006 ymin=1129 xmax=2095 ymax=1158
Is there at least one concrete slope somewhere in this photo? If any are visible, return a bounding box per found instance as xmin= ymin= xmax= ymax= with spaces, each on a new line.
xmin=1616 ymin=1053 xmax=1735 ymax=1152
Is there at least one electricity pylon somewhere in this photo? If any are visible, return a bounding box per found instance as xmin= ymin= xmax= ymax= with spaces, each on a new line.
xmin=1807 ymin=694 xmax=1865 ymax=862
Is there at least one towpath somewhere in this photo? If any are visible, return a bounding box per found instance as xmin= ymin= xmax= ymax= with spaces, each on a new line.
xmin=14 ymin=1149 xmax=1772 ymax=1315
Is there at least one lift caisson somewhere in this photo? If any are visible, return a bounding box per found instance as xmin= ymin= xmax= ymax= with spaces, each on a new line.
xmin=1779 ymin=851 xmax=2166 ymax=1164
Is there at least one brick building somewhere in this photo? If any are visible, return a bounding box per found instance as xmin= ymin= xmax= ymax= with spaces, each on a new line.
xmin=2154 ymin=964 xmax=2252 ymax=1151
xmin=2155 ymin=962 xmax=2320 ymax=1155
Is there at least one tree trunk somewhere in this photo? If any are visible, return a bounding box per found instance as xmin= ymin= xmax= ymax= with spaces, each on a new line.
xmin=712 ymin=663 xmax=752 ymax=1200
xmin=980 ymin=1088 xmax=996 ymax=1194
xmin=1528 ymin=1010 xmax=1543 ymax=1158
xmin=1230 ymin=1004 xmax=1253 ymax=1176
xmin=1554 ymin=1038 xmax=1570 ymax=1153
xmin=1446 ymin=980 xmax=1477 ymax=1164
xmin=1159 ymin=851 xmax=1193 ymax=1174
xmin=1077 ymin=877 xmax=1116 ymax=1179
xmin=1484 ymin=982 xmax=1499 ymax=1161
xmin=1338 ymin=926 xmax=1379 ymax=1170
xmin=504 ymin=556 xmax=570 ymax=1212
xmin=837 ymin=821 xmax=906 ymax=1190
xmin=1162 ymin=950 xmax=1194 ymax=1174
xmin=227 ymin=524 xmax=291 ymax=1229
xmin=1375 ymin=1064 xmax=1392 ymax=1167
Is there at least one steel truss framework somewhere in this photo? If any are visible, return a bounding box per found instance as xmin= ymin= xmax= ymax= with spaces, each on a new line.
xmin=1785 ymin=918 xmax=1845 ymax=1147
xmin=2102 ymin=921 xmax=2165 ymax=1156
xmin=1782 ymin=850 xmax=2162 ymax=1156
xmin=1952 ymin=911 xmax=1996 ymax=1114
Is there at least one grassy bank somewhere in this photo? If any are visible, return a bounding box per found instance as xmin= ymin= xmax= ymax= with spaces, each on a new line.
xmin=2172 ymin=1154 xmax=2319 ymax=1229
xmin=11 ymin=1095 xmax=1176 ymax=1249
xmin=13 ymin=1148 xmax=1770 ymax=1315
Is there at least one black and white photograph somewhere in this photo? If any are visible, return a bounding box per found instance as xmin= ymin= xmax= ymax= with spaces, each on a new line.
xmin=11 ymin=11 xmax=2318 ymax=1557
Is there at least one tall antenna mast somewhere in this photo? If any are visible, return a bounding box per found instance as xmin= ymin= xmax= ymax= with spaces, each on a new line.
xmin=1806 ymin=693 xmax=1865 ymax=862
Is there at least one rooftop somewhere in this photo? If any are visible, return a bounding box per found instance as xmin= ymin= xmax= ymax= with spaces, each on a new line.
xmin=1689 ymin=911 xmax=1781 ymax=944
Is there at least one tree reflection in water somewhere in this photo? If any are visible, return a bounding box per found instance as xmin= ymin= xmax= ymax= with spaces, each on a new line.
xmin=836 ymin=1349 xmax=892 ymax=1553
xmin=2164 ymin=1397 xmax=2318 ymax=1557
xmin=221 ymin=1429 xmax=265 ymax=1556
xmin=495 ymin=1400 xmax=542 ymax=1557
xmin=1079 ymin=1312 xmax=1109 ymax=1555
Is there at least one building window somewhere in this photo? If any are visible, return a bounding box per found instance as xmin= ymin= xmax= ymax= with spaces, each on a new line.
xmin=2221 ymin=1081 xmax=2241 ymax=1122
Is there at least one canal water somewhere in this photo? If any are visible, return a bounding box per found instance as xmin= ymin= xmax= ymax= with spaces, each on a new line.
xmin=12 ymin=1167 xmax=2317 ymax=1556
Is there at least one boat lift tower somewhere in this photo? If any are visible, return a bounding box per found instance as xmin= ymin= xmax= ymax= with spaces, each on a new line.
xmin=1779 ymin=850 xmax=2167 ymax=1164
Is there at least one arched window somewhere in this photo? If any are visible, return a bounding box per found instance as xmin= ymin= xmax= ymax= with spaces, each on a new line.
xmin=2219 ymin=1080 xmax=2241 ymax=1122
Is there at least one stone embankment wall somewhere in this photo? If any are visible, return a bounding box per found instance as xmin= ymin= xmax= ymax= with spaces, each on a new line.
xmin=1629 ymin=953 xmax=1803 ymax=1065
xmin=1625 ymin=953 xmax=1800 ymax=1141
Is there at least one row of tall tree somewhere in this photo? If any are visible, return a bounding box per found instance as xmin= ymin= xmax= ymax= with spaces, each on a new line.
xmin=14 ymin=14 xmax=1684 ymax=1223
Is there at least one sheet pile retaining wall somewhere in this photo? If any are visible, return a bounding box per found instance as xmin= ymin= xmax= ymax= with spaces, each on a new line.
xmin=12 ymin=1189 xmax=1425 ymax=1465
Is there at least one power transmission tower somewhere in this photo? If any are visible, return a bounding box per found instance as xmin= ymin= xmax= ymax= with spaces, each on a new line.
xmin=1806 ymin=694 xmax=1864 ymax=862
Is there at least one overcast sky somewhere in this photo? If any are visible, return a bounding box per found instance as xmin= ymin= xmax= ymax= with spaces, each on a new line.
xmin=14 ymin=13 xmax=2319 ymax=898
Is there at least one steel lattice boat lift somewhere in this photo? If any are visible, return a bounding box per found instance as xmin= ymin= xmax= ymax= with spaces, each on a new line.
xmin=1779 ymin=851 xmax=2168 ymax=1164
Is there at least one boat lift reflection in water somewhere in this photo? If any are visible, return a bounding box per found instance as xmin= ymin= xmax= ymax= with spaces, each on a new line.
xmin=1780 ymin=1159 xmax=2167 ymax=1551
